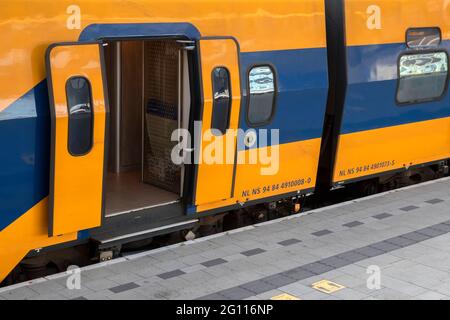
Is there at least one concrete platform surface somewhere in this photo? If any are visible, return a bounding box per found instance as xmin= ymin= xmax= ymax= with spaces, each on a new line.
xmin=2 ymin=178 xmax=450 ymax=300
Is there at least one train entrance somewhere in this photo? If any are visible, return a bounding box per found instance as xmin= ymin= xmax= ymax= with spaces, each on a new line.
xmin=102 ymin=39 xmax=191 ymax=217
xmin=45 ymin=36 xmax=241 ymax=242
xmin=45 ymin=38 xmax=193 ymax=237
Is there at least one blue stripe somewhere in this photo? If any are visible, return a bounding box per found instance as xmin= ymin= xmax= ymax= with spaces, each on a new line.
xmin=79 ymin=23 xmax=201 ymax=41
xmin=341 ymin=41 xmax=450 ymax=134
xmin=238 ymin=48 xmax=329 ymax=150
xmin=77 ymin=229 xmax=90 ymax=240
xmin=0 ymin=81 xmax=50 ymax=231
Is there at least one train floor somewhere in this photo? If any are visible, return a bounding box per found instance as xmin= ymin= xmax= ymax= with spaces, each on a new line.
xmin=105 ymin=170 xmax=179 ymax=216
xmin=2 ymin=177 xmax=450 ymax=300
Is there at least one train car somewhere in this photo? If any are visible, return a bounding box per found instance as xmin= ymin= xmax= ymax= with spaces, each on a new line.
xmin=319 ymin=0 xmax=450 ymax=191
xmin=0 ymin=0 xmax=329 ymax=283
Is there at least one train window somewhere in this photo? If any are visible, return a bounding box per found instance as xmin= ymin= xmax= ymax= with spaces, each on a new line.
xmin=66 ymin=76 xmax=94 ymax=156
xmin=211 ymin=67 xmax=232 ymax=135
xmin=247 ymin=66 xmax=276 ymax=126
xmin=406 ymin=28 xmax=441 ymax=49
xmin=397 ymin=51 xmax=448 ymax=105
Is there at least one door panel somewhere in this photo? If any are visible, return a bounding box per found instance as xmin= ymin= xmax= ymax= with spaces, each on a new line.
xmin=46 ymin=43 xmax=108 ymax=236
xmin=195 ymin=38 xmax=241 ymax=206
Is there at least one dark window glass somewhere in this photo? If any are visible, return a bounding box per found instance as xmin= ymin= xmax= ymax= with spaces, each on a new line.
xmin=397 ymin=51 xmax=448 ymax=105
xmin=66 ymin=77 xmax=94 ymax=156
xmin=407 ymin=28 xmax=441 ymax=49
xmin=211 ymin=67 xmax=231 ymax=135
xmin=248 ymin=66 xmax=276 ymax=126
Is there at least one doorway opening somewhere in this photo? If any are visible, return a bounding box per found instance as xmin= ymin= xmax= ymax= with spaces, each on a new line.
xmin=103 ymin=39 xmax=192 ymax=217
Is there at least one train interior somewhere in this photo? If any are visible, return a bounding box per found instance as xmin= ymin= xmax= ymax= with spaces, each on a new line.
xmin=103 ymin=39 xmax=191 ymax=217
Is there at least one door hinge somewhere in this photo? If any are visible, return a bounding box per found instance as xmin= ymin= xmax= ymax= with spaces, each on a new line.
xmin=177 ymin=40 xmax=196 ymax=51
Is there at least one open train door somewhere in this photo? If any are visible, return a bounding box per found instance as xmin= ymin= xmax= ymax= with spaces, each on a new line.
xmin=194 ymin=38 xmax=241 ymax=207
xmin=46 ymin=42 xmax=108 ymax=237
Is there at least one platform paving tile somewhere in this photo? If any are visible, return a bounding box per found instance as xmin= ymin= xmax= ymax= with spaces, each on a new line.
xmin=262 ymin=274 xmax=296 ymax=288
xmin=378 ymin=275 xmax=429 ymax=297
xmin=240 ymin=248 xmax=267 ymax=257
xmin=331 ymin=287 xmax=370 ymax=300
xmin=416 ymin=226 xmax=447 ymax=238
xmin=300 ymin=262 xmax=335 ymax=275
xmin=432 ymin=280 xmax=450 ymax=296
xmin=104 ymin=272 xmax=144 ymax=285
xmin=109 ymin=289 xmax=149 ymax=300
xmin=320 ymin=256 xmax=350 ymax=268
xmin=312 ymin=229 xmax=334 ymax=237
xmin=431 ymin=223 xmax=450 ymax=233
xmin=426 ymin=199 xmax=445 ymax=205
xmin=0 ymin=287 xmax=39 ymax=300
xmin=180 ymin=264 xmax=207 ymax=274
xmin=4 ymin=178 xmax=450 ymax=300
xmin=201 ymin=258 xmax=228 ymax=268
xmin=157 ymin=269 xmax=186 ymax=280
xmin=220 ymin=286 xmax=254 ymax=300
xmin=400 ymin=205 xmax=420 ymax=212
xmin=372 ymin=213 xmax=393 ymax=220
xmin=197 ymin=293 xmax=228 ymax=300
xmin=415 ymin=291 xmax=448 ymax=300
xmin=384 ymin=236 xmax=418 ymax=248
xmin=335 ymin=251 xmax=368 ymax=264
xmin=239 ymin=279 xmax=277 ymax=295
xmin=370 ymin=241 xmax=402 ymax=252
xmin=409 ymin=254 xmax=450 ymax=273
xmin=179 ymin=270 xmax=216 ymax=284
xmin=401 ymin=231 xmax=432 ymax=242
xmin=22 ymin=279 xmax=66 ymax=295
xmin=354 ymin=253 xmax=403 ymax=268
xmin=343 ymin=221 xmax=365 ymax=228
xmin=278 ymin=238 xmax=302 ymax=246
xmin=59 ymin=286 xmax=96 ymax=299
xmin=109 ymin=282 xmax=140 ymax=294
xmin=27 ymin=293 xmax=69 ymax=300
xmin=354 ymin=246 xmax=385 ymax=258
xmin=278 ymin=282 xmax=316 ymax=297
xmin=365 ymin=288 xmax=414 ymax=300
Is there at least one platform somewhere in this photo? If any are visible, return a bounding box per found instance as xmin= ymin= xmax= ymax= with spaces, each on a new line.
xmin=2 ymin=177 xmax=450 ymax=300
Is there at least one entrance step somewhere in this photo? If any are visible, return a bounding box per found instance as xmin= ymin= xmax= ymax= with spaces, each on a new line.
xmin=91 ymin=202 xmax=197 ymax=249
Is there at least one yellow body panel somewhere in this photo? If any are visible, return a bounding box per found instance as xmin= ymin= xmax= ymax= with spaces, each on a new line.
xmin=233 ymin=139 xmax=321 ymax=203
xmin=0 ymin=0 xmax=326 ymax=113
xmin=333 ymin=117 xmax=450 ymax=183
xmin=195 ymin=39 xmax=241 ymax=206
xmin=0 ymin=199 xmax=77 ymax=283
xmin=345 ymin=0 xmax=450 ymax=46
xmin=48 ymin=43 xmax=106 ymax=236
xmin=197 ymin=138 xmax=321 ymax=212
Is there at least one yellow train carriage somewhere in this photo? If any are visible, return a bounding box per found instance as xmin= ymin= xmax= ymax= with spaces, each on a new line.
xmin=322 ymin=0 xmax=450 ymax=188
xmin=0 ymin=1 xmax=329 ymax=283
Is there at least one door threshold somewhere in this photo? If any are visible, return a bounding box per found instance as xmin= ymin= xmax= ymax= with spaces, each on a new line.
xmin=105 ymin=200 xmax=181 ymax=218
xmin=98 ymin=219 xmax=199 ymax=246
